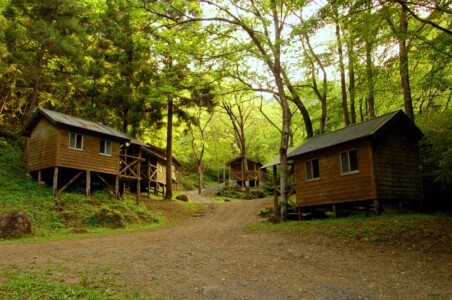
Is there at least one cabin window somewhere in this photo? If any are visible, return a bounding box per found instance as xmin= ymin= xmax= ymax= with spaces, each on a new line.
xmin=340 ymin=149 xmax=359 ymax=174
xmin=305 ymin=158 xmax=320 ymax=181
xmin=69 ymin=132 xmax=83 ymax=150
xmin=100 ymin=139 xmax=112 ymax=156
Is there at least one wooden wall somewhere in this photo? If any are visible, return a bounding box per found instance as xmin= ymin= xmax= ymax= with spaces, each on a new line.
xmin=156 ymin=160 xmax=166 ymax=184
xmin=229 ymin=160 xmax=260 ymax=181
xmin=372 ymin=123 xmax=423 ymax=200
xmin=27 ymin=119 xmax=59 ymax=172
xmin=57 ymin=129 xmax=120 ymax=175
xmin=294 ymin=139 xmax=376 ymax=207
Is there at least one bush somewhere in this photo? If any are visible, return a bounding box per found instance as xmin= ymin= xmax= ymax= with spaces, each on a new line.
xmin=418 ymin=111 xmax=452 ymax=211
xmin=88 ymin=207 xmax=125 ymax=228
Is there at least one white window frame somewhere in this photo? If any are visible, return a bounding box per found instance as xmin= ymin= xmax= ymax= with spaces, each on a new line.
xmin=100 ymin=139 xmax=112 ymax=156
xmin=69 ymin=132 xmax=83 ymax=150
xmin=305 ymin=158 xmax=320 ymax=181
xmin=340 ymin=149 xmax=359 ymax=175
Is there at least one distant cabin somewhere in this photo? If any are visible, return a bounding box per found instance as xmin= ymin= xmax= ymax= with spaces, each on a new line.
xmin=226 ymin=156 xmax=262 ymax=187
xmin=287 ymin=110 xmax=424 ymax=212
xmin=22 ymin=108 xmax=180 ymax=199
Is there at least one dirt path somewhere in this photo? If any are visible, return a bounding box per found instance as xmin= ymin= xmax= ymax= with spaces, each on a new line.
xmin=0 ymin=193 xmax=450 ymax=299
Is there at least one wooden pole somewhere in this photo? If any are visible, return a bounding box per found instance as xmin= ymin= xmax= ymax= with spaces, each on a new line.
xmin=86 ymin=170 xmax=91 ymax=197
xmin=37 ymin=169 xmax=41 ymax=183
xmin=115 ymin=175 xmax=119 ymax=200
xmin=136 ymin=148 xmax=141 ymax=205
xmin=53 ymin=167 xmax=59 ymax=200
xmin=374 ymin=199 xmax=381 ymax=215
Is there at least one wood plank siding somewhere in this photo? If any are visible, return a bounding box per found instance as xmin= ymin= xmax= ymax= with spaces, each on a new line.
xmin=58 ymin=129 xmax=120 ymax=175
xmin=229 ymin=160 xmax=261 ymax=181
xmin=156 ymin=160 xmax=166 ymax=184
xmin=27 ymin=119 xmax=59 ymax=172
xmin=372 ymin=123 xmax=423 ymax=200
xmin=294 ymin=139 xmax=376 ymax=207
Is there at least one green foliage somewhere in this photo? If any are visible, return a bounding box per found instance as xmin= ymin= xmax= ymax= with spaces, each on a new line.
xmin=418 ymin=110 xmax=452 ymax=210
xmin=418 ymin=110 xmax=452 ymax=184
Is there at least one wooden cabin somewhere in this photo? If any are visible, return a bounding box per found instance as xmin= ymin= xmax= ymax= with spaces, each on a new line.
xmin=287 ymin=110 xmax=424 ymax=212
xmin=226 ymin=156 xmax=262 ymax=187
xmin=22 ymin=108 xmax=180 ymax=199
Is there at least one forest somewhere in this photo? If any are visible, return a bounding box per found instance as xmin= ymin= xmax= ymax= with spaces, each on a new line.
xmin=0 ymin=0 xmax=450 ymax=213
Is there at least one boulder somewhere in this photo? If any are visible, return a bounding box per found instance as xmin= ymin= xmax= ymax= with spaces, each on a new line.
xmin=0 ymin=211 xmax=32 ymax=238
xmin=176 ymin=194 xmax=189 ymax=202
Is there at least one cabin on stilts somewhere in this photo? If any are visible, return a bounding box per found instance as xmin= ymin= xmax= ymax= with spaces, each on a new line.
xmin=22 ymin=108 xmax=180 ymax=200
xmin=225 ymin=156 xmax=262 ymax=187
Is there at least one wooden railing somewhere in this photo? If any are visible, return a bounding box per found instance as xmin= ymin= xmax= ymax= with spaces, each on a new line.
xmin=119 ymin=154 xmax=145 ymax=180
xmin=230 ymin=170 xmax=261 ymax=181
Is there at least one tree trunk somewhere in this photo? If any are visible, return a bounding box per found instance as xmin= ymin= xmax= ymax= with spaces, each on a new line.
xmin=242 ymin=156 xmax=251 ymax=198
xmin=165 ymin=97 xmax=173 ymax=200
xmin=300 ymin=35 xmax=325 ymax=135
xmin=347 ymin=32 xmax=356 ymax=124
xmin=335 ymin=16 xmax=350 ymax=126
xmin=398 ymin=5 xmax=415 ymax=121
xmin=365 ymin=40 xmax=376 ymax=118
xmin=279 ymin=92 xmax=290 ymax=221
xmin=197 ymin=161 xmax=203 ymax=195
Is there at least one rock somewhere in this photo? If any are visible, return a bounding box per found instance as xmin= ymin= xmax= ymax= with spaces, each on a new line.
xmin=176 ymin=194 xmax=189 ymax=202
xmin=0 ymin=211 xmax=32 ymax=238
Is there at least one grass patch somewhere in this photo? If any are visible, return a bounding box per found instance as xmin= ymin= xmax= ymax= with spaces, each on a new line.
xmin=0 ymin=268 xmax=155 ymax=300
xmin=252 ymin=211 xmax=451 ymax=248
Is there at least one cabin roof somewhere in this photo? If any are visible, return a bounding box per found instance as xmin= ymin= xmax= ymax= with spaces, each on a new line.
xmin=23 ymin=107 xmax=130 ymax=141
xmin=260 ymin=147 xmax=296 ymax=169
xmin=288 ymin=110 xmax=422 ymax=158
xmin=225 ymin=156 xmax=262 ymax=166
xmin=22 ymin=108 xmax=182 ymax=166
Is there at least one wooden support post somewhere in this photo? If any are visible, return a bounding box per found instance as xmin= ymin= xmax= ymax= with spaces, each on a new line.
xmin=147 ymin=162 xmax=151 ymax=197
xmin=136 ymin=148 xmax=141 ymax=205
xmin=38 ymin=170 xmax=42 ymax=183
xmin=373 ymin=199 xmax=381 ymax=215
xmin=332 ymin=204 xmax=338 ymax=218
xmin=86 ymin=170 xmax=91 ymax=197
xmin=115 ymin=175 xmax=119 ymax=200
xmin=53 ymin=167 xmax=59 ymax=200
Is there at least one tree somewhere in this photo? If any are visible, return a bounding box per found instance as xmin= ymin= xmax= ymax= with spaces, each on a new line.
xmin=222 ymin=94 xmax=254 ymax=198
xmin=188 ymin=101 xmax=215 ymax=194
xmin=4 ymin=0 xmax=86 ymax=120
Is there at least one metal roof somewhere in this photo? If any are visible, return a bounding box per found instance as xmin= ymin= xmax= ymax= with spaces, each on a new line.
xmin=288 ymin=110 xmax=420 ymax=158
xmin=225 ymin=156 xmax=262 ymax=166
xmin=260 ymin=147 xmax=296 ymax=169
xmin=24 ymin=107 xmax=130 ymax=140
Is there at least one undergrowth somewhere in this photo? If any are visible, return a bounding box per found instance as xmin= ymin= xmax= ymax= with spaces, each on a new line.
xmin=0 ymin=137 xmax=168 ymax=242
xmin=252 ymin=211 xmax=451 ymax=247
xmin=0 ymin=268 xmax=156 ymax=300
